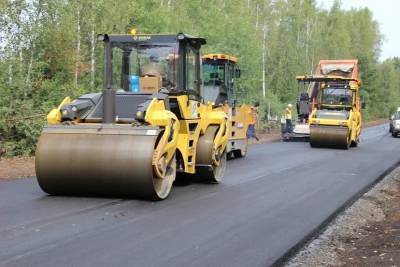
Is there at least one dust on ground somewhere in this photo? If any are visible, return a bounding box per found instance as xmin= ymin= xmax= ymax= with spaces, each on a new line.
xmin=286 ymin=167 xmax=400 ymax=267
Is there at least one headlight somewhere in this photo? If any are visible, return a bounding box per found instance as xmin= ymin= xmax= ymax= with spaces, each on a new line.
xmin=135 ymin=110 xmax=145 ymax=121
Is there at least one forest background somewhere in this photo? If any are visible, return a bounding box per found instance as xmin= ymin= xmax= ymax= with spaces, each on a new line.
xmin=1 ymin=0 xmax=399 ymax=156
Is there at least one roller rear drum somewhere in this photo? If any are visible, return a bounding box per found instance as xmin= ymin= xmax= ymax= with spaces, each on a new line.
xmin=195 ymin=126 xmax=227 ymax=183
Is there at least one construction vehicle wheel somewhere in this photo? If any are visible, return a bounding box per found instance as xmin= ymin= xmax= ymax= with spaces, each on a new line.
xmin=195 ymin=126 xmax=227 ymax=183
xmin=35 ymin=126 xmax=176 ymax=200
xmin=344 ymin=132 xmax=351 ymax=149
xmin=233 ymin=140 xmax=248 ymax=158
xmin=339 ymin=132 xmax=351 ymax=149
xmin=233 ymin=148 xmax=246 ymax=158
xmin=309 ymin=126 xmax=350 ymax=149
xmin=350 ymin=137 xmax=359 ymax=147
xmin=154 ymin=155 xmax=176 ymax=199
xmin=199 ymin=150 xmax=227 ymax=183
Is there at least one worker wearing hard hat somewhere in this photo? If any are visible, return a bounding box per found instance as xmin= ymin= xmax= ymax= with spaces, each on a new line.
xmin=247 ymin=102 xmax=260 ymax=141
xmin=285 ymin=103 xmax=293 ymax=133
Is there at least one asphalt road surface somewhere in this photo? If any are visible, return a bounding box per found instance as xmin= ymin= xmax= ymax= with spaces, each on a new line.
xmin=0 ymin=124 xmax=398 ymax=267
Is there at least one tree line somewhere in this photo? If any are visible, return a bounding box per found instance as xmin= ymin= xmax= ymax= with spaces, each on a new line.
xmin=0 ymin=0 xmax=399 ymax=156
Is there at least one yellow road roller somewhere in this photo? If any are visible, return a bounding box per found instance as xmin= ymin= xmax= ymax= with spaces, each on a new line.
xmin=296 ymin=75 xmax=363 ymax=149
xmin=202 ymin=54 xmax=255 ymax=159
xmin=35 ymin=33 xmax=230 ymax=200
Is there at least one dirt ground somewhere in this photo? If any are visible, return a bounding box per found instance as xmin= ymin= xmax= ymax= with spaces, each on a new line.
xmin=363 ymin=118 xmax=389 ymax=128
xmin=287 ymin=167 xmax=400 ymax=267
xmin=250 ymin=127 xmax=282 ymax=144
xmin=0 ymin=156 xmax=35 ymax=180
xmin=0 ymin=119 xmax=388 ymax=180
xmin=0 ymin=128 xmax=283 ymax=180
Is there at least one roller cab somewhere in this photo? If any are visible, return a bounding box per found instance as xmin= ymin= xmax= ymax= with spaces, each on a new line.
xmin=35 ymin=33 xmax=229 ymax=200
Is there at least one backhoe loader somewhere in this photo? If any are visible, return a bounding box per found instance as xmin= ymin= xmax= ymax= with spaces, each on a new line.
xmin=35 ymin=33 xmax=230 ymax=200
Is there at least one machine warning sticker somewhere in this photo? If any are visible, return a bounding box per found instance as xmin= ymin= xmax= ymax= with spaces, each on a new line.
xmin=191 ymin=102 xmax=198 ymax=118
xmin=133 ymin=36 xmax=151 ymax=41
xmin=146 ymin=130 xmax=158 ymax=135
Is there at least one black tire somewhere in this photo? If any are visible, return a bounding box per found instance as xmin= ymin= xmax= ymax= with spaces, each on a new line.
xmin=233 ymin=149 xmax=244 ymax=158
xmin=233 ymin=141 xmax=247 ymax=158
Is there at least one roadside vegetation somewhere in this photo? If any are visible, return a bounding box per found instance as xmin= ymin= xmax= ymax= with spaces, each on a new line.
xmin=0 ymin=0 xmax=399 ymax=156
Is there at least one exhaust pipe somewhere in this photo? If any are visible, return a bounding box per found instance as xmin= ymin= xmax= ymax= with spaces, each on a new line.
xmin=102 ymin=35 xmax=116 ymax=124
xmin=103 ymin=89 xmax=116 ymax=123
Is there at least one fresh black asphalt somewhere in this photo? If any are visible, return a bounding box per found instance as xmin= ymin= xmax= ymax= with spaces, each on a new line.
xmin=0 ymin=124 xmax=397 ymax=267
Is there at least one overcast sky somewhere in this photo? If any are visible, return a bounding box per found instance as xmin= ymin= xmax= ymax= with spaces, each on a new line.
xmin=317 ymin=0 xmax=399 ymax=61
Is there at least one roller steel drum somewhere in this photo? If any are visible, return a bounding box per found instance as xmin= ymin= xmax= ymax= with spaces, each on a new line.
xmin=35 ymin=124 xmax=175 ymax=200
xmin=196 ymin=126 xmax=227 ymax=183
xmin=309 ymin=125 xmax=350 ymax=149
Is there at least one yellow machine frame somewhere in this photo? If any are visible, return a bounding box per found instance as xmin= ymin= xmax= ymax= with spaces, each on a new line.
xmin=39 ymin=33 xmax=230 ymax=200
xmin=297 ymin=75 xmax=362 ymax=148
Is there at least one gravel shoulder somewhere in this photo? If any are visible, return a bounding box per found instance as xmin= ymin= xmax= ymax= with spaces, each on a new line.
xmin=286 ymin=166 xmax=400 ymax=267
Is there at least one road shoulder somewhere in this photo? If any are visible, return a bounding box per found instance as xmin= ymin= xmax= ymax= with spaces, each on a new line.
xmin=286 ymin=166 xmax=400 ymax=266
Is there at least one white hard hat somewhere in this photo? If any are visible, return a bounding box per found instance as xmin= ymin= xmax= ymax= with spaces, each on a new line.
xmin=288 ymin=104 xmax=292 ymax=108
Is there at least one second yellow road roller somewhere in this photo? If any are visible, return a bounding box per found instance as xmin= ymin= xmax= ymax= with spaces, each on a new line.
xmin=35 ymin=33 xmax=230 ymax=200
xmin=296 ymin=60 xmax=362 ymax=149
xmin=202 ymin=54 xmax=256 ymax=159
